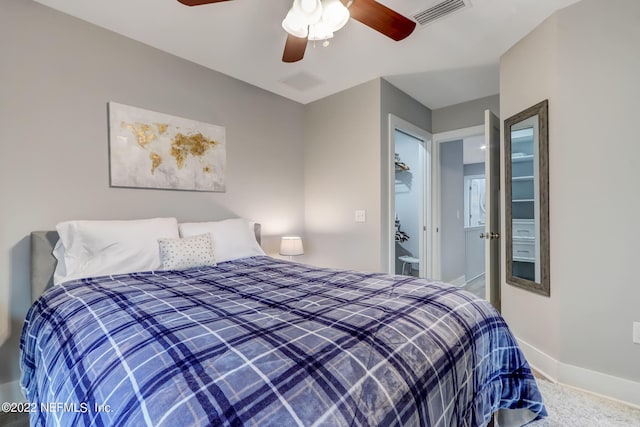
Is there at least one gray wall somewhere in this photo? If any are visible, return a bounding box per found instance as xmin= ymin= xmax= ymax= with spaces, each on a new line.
xmin=463 ymin=162 xmax=486 ymax=282
xmin=379 ymin=79 xmax=432 ymax=270
xmin=380 ymin=79 xmax=433 ymax=134
xmin=432 ymin=94 xmax=500 ymax=133
xmin=439 ymin=140 xmax=465 ymax=282
xmin=303 ymin=80 xmax=382 ymax=271
xmin=303 ymin=79 xmax=432 ymax=273
xmin=0 ymin=0 xmax=305 ymax=389
xmin=500 ymin=0 xmax=640 ymax=403
xmin=464 ymin=163 xmax=485 ymax=177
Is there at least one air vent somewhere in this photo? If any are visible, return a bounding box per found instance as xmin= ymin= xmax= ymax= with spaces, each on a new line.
xmin=279 ymin=71 xmax=325 ymax=92
xmin=413 ymin=0 xmax=470 ymax=26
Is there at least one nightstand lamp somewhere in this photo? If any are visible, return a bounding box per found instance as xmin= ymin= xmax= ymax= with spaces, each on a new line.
xmin=280 ymin=236 xmax=304 ymax=261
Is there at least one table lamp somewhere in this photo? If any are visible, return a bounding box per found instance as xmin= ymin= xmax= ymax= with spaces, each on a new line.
xmin=279 ymin=236 xmax=304 ymax=261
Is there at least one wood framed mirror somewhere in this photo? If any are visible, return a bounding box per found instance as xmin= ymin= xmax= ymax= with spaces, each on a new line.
xmin=504 ymin=100 xmax=550 ymax=296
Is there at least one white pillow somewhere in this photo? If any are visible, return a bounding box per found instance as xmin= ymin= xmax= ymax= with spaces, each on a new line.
xmin=179 ymin=218 xmax=264 ymax=263
xmin=158 ymin=233 xmax=216 ymax=270
xmin=53 ymin=217 xmax=179 ymax=284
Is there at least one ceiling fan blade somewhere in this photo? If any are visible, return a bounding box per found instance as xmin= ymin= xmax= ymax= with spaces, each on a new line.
xmin=177 ymin=0 xmax=232 ymax=6
xmin=282 ymin=34 xmax=308 ymax=63
xmin=345 ymin=0 xmax=416 ymax=41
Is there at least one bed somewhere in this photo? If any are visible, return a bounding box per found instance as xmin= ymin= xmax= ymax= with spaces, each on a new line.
xmin=20 ymin=219 xmax=546 ymax=427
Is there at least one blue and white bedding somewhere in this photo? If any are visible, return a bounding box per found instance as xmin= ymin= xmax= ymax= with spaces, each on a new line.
xmin=21 ymin=256 xmax=546 ymax=426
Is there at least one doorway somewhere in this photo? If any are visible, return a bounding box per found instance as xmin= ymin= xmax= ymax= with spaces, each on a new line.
xmin=432 ymin=111 xmax=500 ymax=308
xmin=436 ymin=133 xmax=487 ymax=297
xmin=387 ymin=115 xmax=432 ymax=278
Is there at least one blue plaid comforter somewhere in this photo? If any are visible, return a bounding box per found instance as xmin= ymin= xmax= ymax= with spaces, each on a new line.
xmin=21 ymin=256 xmax=546 ymax=426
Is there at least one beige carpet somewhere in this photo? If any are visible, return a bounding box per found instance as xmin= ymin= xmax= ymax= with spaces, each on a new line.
xmin=0 ymin=410 xmax=28 ymax=427
xmin=529 ymin=378 xmax=640 ymax=426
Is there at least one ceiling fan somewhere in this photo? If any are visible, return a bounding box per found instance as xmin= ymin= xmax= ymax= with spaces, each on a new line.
xmin=177 ymin=0 xmax=416 ymax=63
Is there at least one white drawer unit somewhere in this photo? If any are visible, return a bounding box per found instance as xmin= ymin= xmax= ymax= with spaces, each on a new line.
xmin=512 ymin=219 xmax=535 ymax=239
xmin=513 ymin=240 xmax=535 ymax=262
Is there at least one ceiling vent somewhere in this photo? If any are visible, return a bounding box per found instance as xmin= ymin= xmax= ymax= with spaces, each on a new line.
xmin=279 ymin=71 xmax=325 ymax=92
xmin=413 ymin=0 xmax=471 ymax=26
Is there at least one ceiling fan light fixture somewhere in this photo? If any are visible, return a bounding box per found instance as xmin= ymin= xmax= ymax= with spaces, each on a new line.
xmin=292 ymin=0 xmax=323 ymax=25
xmin=282 ymin=8 xmax=309 ymax=38
xmin=177 ymin=0 xmax=417 ymax=64
xmin=320 ymin=0 xmax=350 ymax=32
xmin=307 ymin=22 xmax=334 ymax=41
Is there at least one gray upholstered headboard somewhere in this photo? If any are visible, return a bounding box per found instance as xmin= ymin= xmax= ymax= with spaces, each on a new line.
xmin=30 ymin=223 xmax=262 ymax=302
xmin=30 ymin=230 xmax=60 ymax=303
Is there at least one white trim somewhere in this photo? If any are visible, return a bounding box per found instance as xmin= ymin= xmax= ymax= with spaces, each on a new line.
xmin=465 ymin=271 xmax=484 ymax=284
xmin=517 ymin=337 xmax=640 ymax=409
xmin=433 ymin=125 xmax=485 ymax=145
xmin=0 ymin=380 xmax=26 ymax=403
xmin=387 ymin=114 xmax=432 ymax=278
xmin=449 ymin=275 xmax=466 ymax=287
xmin=432 ymin=125 xmax=484 ymax=280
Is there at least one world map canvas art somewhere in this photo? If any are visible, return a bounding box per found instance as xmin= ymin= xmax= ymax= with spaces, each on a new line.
xmin=108 ymin=102 xmax=226 ymax=192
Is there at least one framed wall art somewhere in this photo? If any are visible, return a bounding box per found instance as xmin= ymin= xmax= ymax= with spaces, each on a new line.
xmin=108 ymin=102 xmax=226 ymax=192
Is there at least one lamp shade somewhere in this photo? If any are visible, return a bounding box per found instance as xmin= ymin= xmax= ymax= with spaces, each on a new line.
xmin=282 ymin=7 xmax=309 ymax=38
xmin=279 ymin=236 xmax=304 ymax=256
xmin=293 ymin=0 xmax=323 ymax=24
xmin=320 ymin=0 xmax=350 ymax=32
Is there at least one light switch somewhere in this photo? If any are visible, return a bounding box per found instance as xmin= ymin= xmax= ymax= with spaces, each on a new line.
xmin=355 ymin=210 xmax=366 ymax=223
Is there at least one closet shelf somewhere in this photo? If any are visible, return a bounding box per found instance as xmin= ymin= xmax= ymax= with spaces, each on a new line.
xmin=512 ymin=154 xmax=534 ymax=162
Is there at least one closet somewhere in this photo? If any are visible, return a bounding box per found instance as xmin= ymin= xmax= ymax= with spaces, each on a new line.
xmin=394 ymin=131 xmax=423 ymax=276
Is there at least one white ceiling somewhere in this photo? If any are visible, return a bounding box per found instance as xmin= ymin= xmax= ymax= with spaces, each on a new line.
xmin=33 ymin=0 xmax=581 ymax=109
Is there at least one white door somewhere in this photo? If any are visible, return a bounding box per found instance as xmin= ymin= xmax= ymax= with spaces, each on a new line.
xmin=484 ymin=110 xmax=501 ymax=310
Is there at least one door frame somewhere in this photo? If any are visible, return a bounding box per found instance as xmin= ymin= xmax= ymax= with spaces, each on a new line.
xmin=386 ymin=114 xmax=432 ymax=277
xmin=432 ymin=125 xmax=484 ymax=281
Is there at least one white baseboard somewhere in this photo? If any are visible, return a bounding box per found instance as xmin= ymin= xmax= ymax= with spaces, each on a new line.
xmin=449 ymin=275 xmax=466 ymax=287
xmin=465 ymin=272 xmax=484 ymax=284
xmin=517 ymin=338 xmax=640 ymax=409
xmin=0 ymin=380 xmax=25 ymax=404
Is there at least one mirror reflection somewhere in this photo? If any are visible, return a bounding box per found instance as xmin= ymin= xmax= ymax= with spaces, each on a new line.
xmin=505 ymin=100 xmax=549 ymax=296
xmin=511 ymin=121 xmax=538 ymax=282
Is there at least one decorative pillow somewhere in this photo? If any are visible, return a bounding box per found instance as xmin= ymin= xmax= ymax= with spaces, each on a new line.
xmin=178 ymin=218 xmax=265 ymax=263
xmin=158 ymin=233 xmax=216 ymax=270
xmin=53 ymin=217 xmax=179 ymax=284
